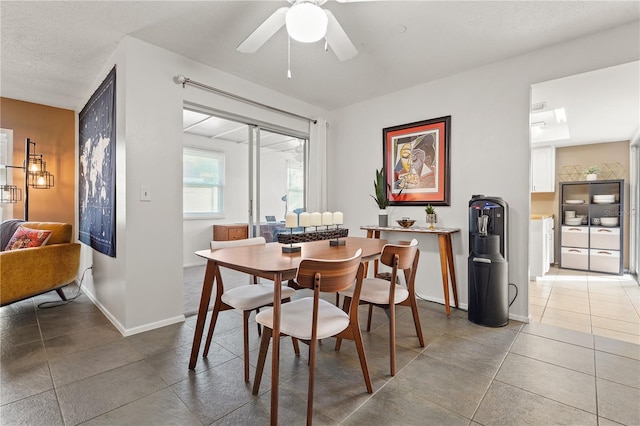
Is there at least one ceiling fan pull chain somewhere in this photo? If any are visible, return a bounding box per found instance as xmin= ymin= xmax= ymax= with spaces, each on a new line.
xmin=287 ymin=35 xmax=292 ymax=79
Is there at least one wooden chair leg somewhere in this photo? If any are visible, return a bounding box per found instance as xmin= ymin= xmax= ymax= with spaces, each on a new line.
xmin=334 ymin=296 xmax=351 ymax=351
xmin=366 ymin=304 xmax=374 ymax=332
xmin=203 ymin=304 xmax=221 ymax=357
xmin=409 ymin=295 xmax=425 ymax=347
xmin=306 ymin=337 xmax=317 ymax=426
xmin=255 ymin=307 xmax=261 ymax=337
xmin=351 ymin=322 xmax=373 ymax=393
xmin=55 ymin=288 xmax=67 ymax=301
xmin=243 ymin=310 xmax=251 ymax=382
xmin=388 ymin=303 xmax=397 ymax=376
xmin=252 ymin=327 xmax=272 ymax=395
xmin=292 ymin=337 xmax=300 ymax=356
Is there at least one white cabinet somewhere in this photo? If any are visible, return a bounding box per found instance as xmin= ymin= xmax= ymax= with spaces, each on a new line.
xmin=530 ymin=216 xmax=554 ymax=279
xmin=531 ymin=146 xmax=555 ymax=193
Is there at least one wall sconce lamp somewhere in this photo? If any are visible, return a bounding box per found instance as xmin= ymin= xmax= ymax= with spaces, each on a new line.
xmin=0 ymin=138 xmax=55 ymax=220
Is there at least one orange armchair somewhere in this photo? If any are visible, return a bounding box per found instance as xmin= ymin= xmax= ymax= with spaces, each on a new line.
xmin=1 ymin=221 xmax=81 ymax=306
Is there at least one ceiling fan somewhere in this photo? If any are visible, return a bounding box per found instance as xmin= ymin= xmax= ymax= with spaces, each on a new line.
xmin=237 ymin=0 xmax=368 ymax=61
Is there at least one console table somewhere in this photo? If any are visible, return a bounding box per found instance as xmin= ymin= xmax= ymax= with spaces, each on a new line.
xmin=361 ymin=225 xmax=460 ymax=315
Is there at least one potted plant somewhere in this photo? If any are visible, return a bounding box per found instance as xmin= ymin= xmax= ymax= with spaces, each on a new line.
xmin=583 ymin=165 xmax=600 ymax=181
xmin=425 ymin=204 xmax=437 ymax=230
xmin=371 ymin=168 xmax=389 ymax=226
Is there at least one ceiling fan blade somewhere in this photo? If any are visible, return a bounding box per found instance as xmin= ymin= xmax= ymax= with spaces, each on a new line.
xmin=237 ymin=7 xmax=288 ymax=53
xmin=324 ymin=10 xmax=357 ymax=61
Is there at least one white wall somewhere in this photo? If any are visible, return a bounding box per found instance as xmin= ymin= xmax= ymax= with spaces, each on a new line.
xmin=328 ymin=21 xmax=640 ymax=322
xmin=78 ymin=36 xmax=326 ymax=335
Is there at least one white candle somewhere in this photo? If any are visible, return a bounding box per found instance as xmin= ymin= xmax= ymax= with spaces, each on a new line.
xmin=298 ymin=212 xmax=311 ymax=227
xmin=285 ymin=213 xmax=298 ymax=228
xmin=322 ymin=211 xmax=333 ymax=225
xmin=310 ymin=212 xmax=322 ymax=226
xmin=333 ymin=211 xmax=344 ymax=225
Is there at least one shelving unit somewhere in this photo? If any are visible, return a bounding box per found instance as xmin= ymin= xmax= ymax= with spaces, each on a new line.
xmin=559 ymin=179 xmax=624 ymax=275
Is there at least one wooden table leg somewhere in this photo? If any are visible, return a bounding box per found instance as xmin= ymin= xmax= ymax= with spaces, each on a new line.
xmin=445 ymin=234 xmax=459 ymax=308
xmin=270 ymin=272 xmax=282 ymax=425
xmin=189 ymin=261 xmax=217 ymax=369
xmin=372 ymin=230 xmax=381 ymax=277
xmin=364 ymin=229 xmax=381 ymax=278
xmin=437 ymin=234 xmax=452 ymax=316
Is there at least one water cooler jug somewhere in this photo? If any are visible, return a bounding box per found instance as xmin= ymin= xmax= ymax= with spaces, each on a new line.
xmin=468 ymin=195 xmax=509 ymax=327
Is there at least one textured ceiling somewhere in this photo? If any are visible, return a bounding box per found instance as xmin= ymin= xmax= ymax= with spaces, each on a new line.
xmin=1 ymin=1 xmax=639 ymax=113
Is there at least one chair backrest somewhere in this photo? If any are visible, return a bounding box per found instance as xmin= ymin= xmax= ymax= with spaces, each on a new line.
xmin=210 ymin=236 xmax=266 ymax=250
xmin=380 ymin=238 xmax=419 ymax=270
xmin=295 ymin=248 xmax=363 ymax=294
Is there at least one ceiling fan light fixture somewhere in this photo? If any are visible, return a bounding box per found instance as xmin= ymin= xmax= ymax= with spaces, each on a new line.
xmin=285 ymin=2 xmax=328 ymax=43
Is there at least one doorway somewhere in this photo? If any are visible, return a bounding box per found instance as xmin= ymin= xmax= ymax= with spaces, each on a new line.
xmin=528 ymin=61 xmax=640 ymax=345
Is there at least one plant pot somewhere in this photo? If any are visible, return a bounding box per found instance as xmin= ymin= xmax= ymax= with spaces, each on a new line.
xmin=426 ymin=213 xmax=437 ymax=230
xmin=586 ymin=173 xmax=597 ymax=181
xmin=378 ymin=209 xmax=388 ymax=227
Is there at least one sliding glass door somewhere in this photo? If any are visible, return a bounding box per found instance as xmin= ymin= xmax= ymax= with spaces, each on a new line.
xmin=182 ymin=107 xmax=307 ymax=252
xmin=249 ymin=125 xmax=307 ymax=242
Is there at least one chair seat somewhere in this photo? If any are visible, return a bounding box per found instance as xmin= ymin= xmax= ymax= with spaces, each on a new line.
xmin=256 ymin=298 xmax=349 ymax=340
xmin=221 ymin=284 xmax=296 ymax=311
xmin=341 ymin=277 xmax=409 ymax=305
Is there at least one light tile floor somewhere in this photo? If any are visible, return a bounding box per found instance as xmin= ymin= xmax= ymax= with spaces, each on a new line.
xmin=529 ymin=266 xmax=640 ymax=345
xmin=2 ymin=281 xmax=639 ymax=425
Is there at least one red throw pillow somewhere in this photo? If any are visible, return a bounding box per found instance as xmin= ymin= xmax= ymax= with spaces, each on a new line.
xmin=4 ymin=226 xmax=52 ymax=251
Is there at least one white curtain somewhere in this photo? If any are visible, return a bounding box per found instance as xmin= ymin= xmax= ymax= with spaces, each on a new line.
xmin=307 ymin=118 xmax=328 ymax=212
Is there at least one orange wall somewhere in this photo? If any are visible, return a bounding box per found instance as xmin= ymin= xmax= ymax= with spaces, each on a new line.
xmin=0 ymin=97 xmax=75 ymax=225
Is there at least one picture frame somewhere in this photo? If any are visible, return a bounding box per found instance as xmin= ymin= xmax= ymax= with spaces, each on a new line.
xmin=383 ymin=115 xmax=451 ymax=206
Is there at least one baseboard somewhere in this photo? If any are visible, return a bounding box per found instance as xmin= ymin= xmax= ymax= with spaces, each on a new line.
xmin=81 ymin=286 xmax=127 ymax=336
xmin=81 ymin=284 xmax=185 ymax=337
xmin=416 ymin=294 xmax=467 ymax=311
xmin=510 ymin=313 xmax=530 ymax=323
xmin=416 ymin=293 xmax=529 ymax=323
xmin=122 ymin=315 xmax=185 ymax=337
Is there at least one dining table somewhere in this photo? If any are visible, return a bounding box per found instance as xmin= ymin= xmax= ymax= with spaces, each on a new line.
xmin=189 ymin=236 xmax=388 ymax=425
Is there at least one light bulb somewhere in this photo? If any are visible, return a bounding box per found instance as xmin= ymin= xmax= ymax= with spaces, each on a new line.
xmin=37 ymin=175 xmax=46 ymax=186
xmin=285 ymin=3 xmax=328 ymax=43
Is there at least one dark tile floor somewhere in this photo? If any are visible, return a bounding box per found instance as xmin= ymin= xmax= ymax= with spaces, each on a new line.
xmin=1 ymin=285 xmax=639 ymax=425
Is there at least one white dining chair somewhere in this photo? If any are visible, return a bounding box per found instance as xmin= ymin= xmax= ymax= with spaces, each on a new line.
xmin=252 ymin=248 xmax=372 ymax=425
xmin=336 ymin=238 xmax=424 ymax=376
xmin=202 ymin=236 xmax=298 ymax=382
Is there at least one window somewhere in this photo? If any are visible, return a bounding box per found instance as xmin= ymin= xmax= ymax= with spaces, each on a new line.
xmin=183 ymin=147 xmax=224 ymax=218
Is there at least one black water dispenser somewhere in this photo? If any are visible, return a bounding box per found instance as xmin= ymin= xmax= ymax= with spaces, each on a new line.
xmin=468 ymin=195 xmax=509 ymax=327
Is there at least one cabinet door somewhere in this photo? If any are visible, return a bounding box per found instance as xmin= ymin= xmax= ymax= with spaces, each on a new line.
xmin=531 ymin=146 xmax=555 ymax=192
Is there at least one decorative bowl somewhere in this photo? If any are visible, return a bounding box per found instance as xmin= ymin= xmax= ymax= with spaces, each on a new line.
xmin=396 ymin=219 xmax=416 ymax=228
xmin=600 ymin=217 xmax=619 ymax=227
